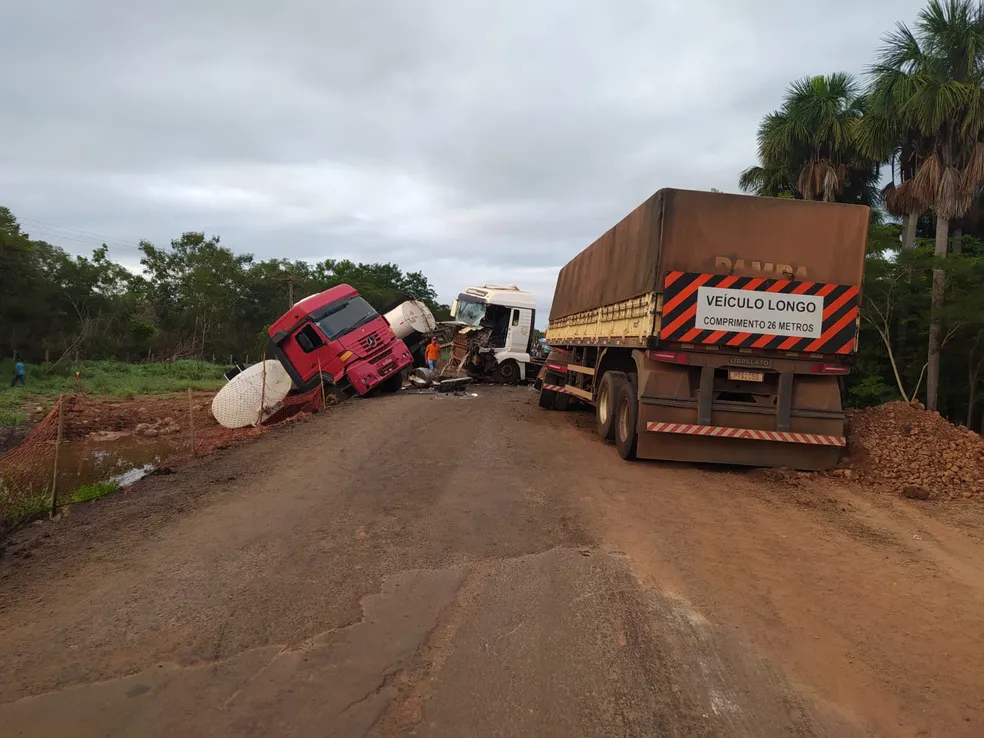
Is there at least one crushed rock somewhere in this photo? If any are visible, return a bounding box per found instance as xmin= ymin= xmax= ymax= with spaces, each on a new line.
xmin=840 ymin=402 xmax=984 ymax=501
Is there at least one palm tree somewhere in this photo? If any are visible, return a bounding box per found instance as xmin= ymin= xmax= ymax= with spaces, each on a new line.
xmin=857 ymin=92 xmax=931 ymax=250
xmin=737 ymin=163 xmax=796 ymax=198
xmin=739 ymin=73 xmax=879 ymax=206
xmin=870 ymin=0 xmax=984 ymax=411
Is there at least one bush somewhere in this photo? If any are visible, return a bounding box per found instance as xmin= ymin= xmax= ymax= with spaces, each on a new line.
xmin=70 ymin=481 xmax=120 ymax=504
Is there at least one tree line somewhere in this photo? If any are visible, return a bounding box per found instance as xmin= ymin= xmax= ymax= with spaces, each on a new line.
xmin=0 ymin=206 xmax=450 ymax=367
xmin=739 ymin=0 xmax=984 ymax=429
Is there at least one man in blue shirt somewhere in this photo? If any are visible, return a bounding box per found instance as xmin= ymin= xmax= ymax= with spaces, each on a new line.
xmin=10 ymin=360 xmax=25 ymax=387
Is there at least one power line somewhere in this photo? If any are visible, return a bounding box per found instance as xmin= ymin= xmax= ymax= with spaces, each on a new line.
xmin=16 ymin=216 xmax=146 ymax=253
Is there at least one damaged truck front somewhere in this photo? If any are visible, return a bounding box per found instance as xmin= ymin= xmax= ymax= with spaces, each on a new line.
xmin=448 ymin=285 xmax=542 ymax=383
xmin=268 ymin=284 xmax=415 ymax=400
xmin=540 ymin=188 xmax=868 ymax=471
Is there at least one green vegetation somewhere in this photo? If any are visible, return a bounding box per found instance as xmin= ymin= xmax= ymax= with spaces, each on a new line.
xmin=1 ymin=199 xmax=451 ymax=425
xmin=1 ymin=480 xmax=122 ymax=524
xmin=0 ymin=359 xmax=227 ymax=425
xmin=1 ymin=206 xmax=450 ymax=382
xmin=3 ymin=492 xmax=48 ymax=521
xmin=740 ymin=0 xmax=984 ymax=429
xmin=70 ymin=481 xmax=120 ymax=504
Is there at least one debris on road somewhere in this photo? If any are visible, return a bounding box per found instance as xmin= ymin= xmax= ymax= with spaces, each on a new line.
xmin=434 ymin=377 xmax=472 ymax=393
xmin=401 ymin=375 xmax=476 ymax=398
xmin=409 ymin=367 xmax=436 ymax=388
xmin=844 ymin=402 xmax=984 ymax=500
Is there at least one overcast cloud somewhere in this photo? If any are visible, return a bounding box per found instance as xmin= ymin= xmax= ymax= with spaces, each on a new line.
xmin=1 ymin=0 xmax=925 ymax=320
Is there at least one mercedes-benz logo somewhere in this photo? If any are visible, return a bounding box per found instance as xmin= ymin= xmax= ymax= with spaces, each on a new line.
xmin=365 ymin=336 xmax=377 ymax=348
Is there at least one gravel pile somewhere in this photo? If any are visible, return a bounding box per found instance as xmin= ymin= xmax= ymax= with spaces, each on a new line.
xmin=844 ymin=402 xmax=984 ymax=500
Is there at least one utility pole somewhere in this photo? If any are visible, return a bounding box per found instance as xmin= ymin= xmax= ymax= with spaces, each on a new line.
xmin=278 ymin=273 xmax=296 ymax=310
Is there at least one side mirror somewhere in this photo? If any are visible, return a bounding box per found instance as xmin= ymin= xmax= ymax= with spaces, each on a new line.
xmin=450 ymin=299 xmax=458 ymax=318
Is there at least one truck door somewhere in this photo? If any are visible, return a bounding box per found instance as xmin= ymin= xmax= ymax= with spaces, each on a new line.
xmin=506 ymin=308 xmax=532 ymax=353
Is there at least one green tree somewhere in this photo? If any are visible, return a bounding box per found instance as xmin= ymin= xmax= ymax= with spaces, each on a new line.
xmin=739 ymin=73 xmax=880 ymax=205
xmin=869 ymin=0 xmax=984 ymax=410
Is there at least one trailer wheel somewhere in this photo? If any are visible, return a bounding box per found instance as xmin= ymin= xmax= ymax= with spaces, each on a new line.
xmin=596 ymin=371 xmax=627 ymax=442
xmin=614 ymin=381 xmax=639 ymax=460
xmin=538 ymin=387 xmax=557 ymax=409
xmin=554 ymin=391 xmax=570 ymax=411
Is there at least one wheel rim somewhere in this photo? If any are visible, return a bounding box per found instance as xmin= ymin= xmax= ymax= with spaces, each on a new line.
xmin=617 ymin=398 xmax=631 ymax=441
xmin=501 ymin=363 xmax=515 ymax=379
xmin=598 ymin=383 xmax=610 ymax=424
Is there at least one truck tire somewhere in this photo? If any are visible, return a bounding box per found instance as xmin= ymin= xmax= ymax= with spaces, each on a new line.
xmin=554 ymin=391 xmax=570 ymax=411
xmin=496 ymin=359 xmax=521 ymax=384
xmin=379 ymin=372 xmax=404 ymax=393
xmin=596 ymin=371 xmax=627 ymax=442
xmin=538 ymin=387 xmax=557 ymax=409
xmin=614 ymin=380 xmax=639 ymax=460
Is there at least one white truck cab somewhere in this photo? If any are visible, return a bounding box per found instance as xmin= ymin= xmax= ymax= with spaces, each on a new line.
xmin=450 ymin=285 xmax=538 ymax=381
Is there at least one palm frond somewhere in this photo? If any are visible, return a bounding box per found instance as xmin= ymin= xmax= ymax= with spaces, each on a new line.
xmin=962 ymin=140 xmax=984 ymax=189
xmin=872 ymin=22 xmax=925 ymax=73
xmin=912 ymin=152 xmax=944 ymax=205
xmin=937 ymin=165 xmax=973 ymax=218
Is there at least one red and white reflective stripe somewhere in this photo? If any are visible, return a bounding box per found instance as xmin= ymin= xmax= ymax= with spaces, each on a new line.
xmin=542 ymin=383 xmax=570 ymax=394
xmin=645 ymin=422 xmax=845 ymax=447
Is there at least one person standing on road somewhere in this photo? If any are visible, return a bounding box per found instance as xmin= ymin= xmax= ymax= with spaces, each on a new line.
xmin=425 ymin=336 xmax=441 ymax=373
xmin=10 ymin=359 xmax=26 ymax=387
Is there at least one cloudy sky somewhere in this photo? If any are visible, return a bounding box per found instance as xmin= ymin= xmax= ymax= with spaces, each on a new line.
xmin=1 ymin=0 xmax=925 ymax=318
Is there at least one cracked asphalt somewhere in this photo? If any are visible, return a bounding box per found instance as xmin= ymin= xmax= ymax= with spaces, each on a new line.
xmin=2 ymin=386 xmax=984 ymax=737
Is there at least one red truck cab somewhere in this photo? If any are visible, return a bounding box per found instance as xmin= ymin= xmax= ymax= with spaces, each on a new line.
xmin=268 ymin=284 xmax=412 ymax=399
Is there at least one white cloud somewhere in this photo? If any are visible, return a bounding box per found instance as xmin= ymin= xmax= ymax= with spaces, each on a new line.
xmin=0 ymin=0 xmax=929 ymax=322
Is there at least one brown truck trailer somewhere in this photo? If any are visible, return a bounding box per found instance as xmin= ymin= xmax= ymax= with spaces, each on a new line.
xmin=539 ymin=188 xmax=868 ymax=470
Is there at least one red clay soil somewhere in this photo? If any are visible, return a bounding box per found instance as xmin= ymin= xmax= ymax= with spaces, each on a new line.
xmin=841 ymin=402 xmax=984 ymax=501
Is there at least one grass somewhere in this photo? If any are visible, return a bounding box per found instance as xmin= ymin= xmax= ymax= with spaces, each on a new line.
xmin=70 ymin=481 xmax=120 ymax=504
xmin=1 ymin=480 xmax=123 ymax=524
xmin=0 ymin=359 xmax=228 ymax=425
xmin=4 ymin=491 xmax=49 ymax=520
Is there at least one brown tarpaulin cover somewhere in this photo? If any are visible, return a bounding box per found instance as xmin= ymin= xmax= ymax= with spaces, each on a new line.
xmin=549 ymin=189 xmax=869 ymax=322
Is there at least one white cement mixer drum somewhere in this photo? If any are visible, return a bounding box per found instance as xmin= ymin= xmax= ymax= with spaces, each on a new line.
xmin=211 ymin=360 xmax=294 ymax=429
xmin=384 ymin=300 xmax=437 ymax=340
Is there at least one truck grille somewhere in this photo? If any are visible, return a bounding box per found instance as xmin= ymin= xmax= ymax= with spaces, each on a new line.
xmin=358 ymin=330 xmax=385 ymax=353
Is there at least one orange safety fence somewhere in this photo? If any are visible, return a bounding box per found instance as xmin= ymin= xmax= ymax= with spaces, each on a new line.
xmin=0 ymin=385 xmax=328 ymax=523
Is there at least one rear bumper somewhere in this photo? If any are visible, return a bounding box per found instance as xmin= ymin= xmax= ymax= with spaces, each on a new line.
xmin=645 ymin=421 xmax=845 ymax=447
xmin=636 ymin=400 xmax=844 ymax=470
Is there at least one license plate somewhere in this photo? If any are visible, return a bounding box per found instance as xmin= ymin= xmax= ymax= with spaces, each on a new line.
xmin=728 ymin=370 xmax=764 ymax=382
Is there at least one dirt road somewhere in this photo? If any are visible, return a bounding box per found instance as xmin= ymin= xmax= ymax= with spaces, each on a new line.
xmin=2 ymin=387 xmax=983 ymax=737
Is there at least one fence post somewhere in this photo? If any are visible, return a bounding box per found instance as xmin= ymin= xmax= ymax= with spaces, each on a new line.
xmin=256 ymin=358 xmax=267 ymax=426
xmin=187 ymin=388 xmax=197 ymax=458
xmin=317 ymin=358 xmax=328 ymax=409
xmin=49 ymin=395 xmax=65 ymax=517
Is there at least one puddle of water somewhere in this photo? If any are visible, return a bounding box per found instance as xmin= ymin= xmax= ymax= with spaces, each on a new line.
xmin=56 ymin=435 xmax=185 ymax=493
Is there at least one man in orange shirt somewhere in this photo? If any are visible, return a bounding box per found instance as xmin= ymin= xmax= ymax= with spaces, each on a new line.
xmin=425 ymin=336 xmax=441 ymax=372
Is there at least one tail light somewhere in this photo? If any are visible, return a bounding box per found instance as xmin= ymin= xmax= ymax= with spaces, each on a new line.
xmin=811 ymin=363 xmax=850 ymax=375
xmin=648 ymin=350 xmax=690 ymax=365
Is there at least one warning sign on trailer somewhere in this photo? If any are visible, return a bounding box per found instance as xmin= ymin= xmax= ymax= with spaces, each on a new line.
xmin=695 ymin=286 xmax=823 ymax=339
xmin=659 ymin=271 xmax=861 ymax=355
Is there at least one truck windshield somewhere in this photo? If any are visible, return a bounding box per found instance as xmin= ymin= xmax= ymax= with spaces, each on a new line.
xmin=315 ymin=297 xmax=378 ymax=340
xmin=455 ymin=299 xmax=487 ymax=326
